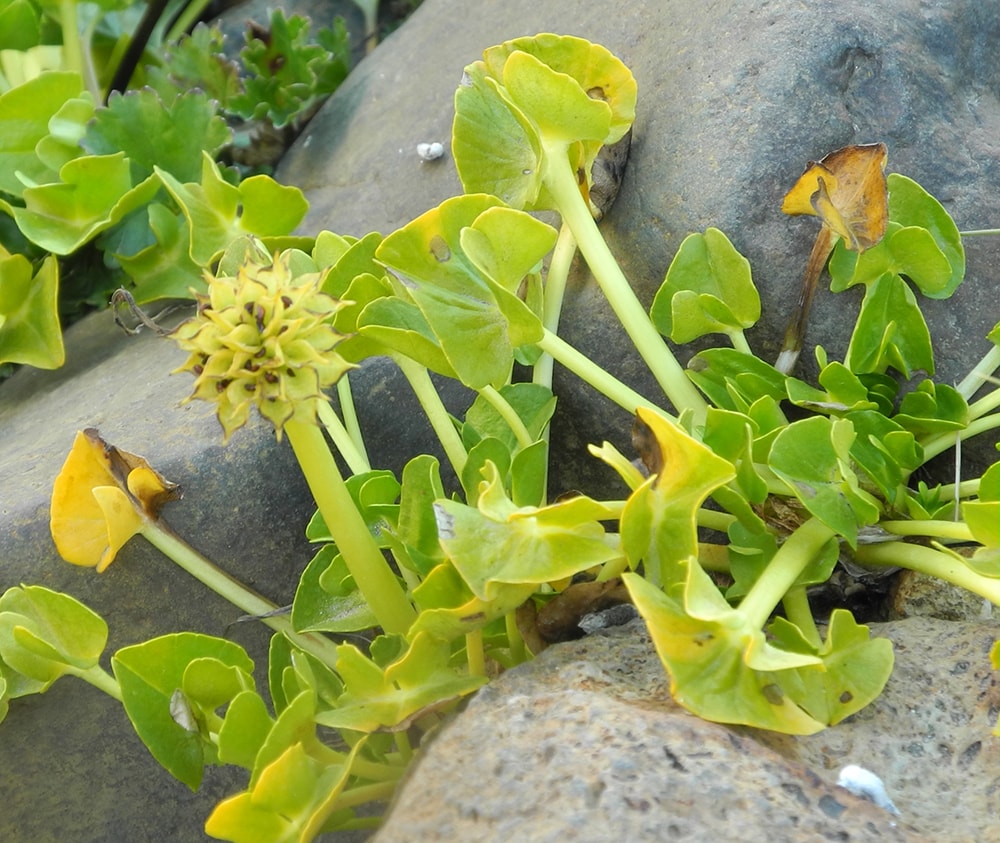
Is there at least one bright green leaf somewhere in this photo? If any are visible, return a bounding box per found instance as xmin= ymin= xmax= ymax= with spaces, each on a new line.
xmin=0 ymin=252 xmax=63 ymax=367
xmin=886 ymin=173 xmax=964 ymax=298
xmin=625 ymin=568 xmax=828 ymax=735
xmin=769 ymin=610 xmax=894 ymax=726
xmin=83 ymin=88 xmax=230 ymax=183
xmin=0 ymin=70 xmax=83 ymax=196
xmin=435 ymin=462 xmax=619 ymax=602
xmin=619 ymin=407 xmax=736 ymax=587
xmin=893 ymin=380 xmax=969 ymax=435
xmin=769 ymin=416 xmax=881 ymax=547
xmin=113 ymin=633 xmax=254 ymax=790
xmin=14 ymin=155 xmax=161 ymax=254
xmin=292 ymin=546 xmax=378 ymax=633
xmin=0 ymin=0 xmax=41 ymax=50
xmin=651 ymin=228 xmax=759 ymax=343
xmin=217 ymin=690 xmax=274 ymax=769
xmin=315 ymin=633 xmax=486 ymax=732
xmin=156 ymin=152 xmax=308 ymax=266
xmin=0 ymin=585 xmax=107 ymax=686
xmin=844 ymin=272 xmax=934 ymax=377
xmin=116 ymin=203 xmax=205 ymax=302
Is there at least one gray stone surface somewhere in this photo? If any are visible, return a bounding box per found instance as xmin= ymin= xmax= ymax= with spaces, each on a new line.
xmin=374 ymin=616 xmax=999 ymax=843
xmin=276 ymin=0 xmax=1000 ymax=497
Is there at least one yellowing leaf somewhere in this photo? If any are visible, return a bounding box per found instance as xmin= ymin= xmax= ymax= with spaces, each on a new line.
xmin=781 ymin=143 xmax=888 ymax=252
xmin=50 ymin=429 xmax=180 ymax=570
xmin=90 ymin=486 xmax=144 ymax=572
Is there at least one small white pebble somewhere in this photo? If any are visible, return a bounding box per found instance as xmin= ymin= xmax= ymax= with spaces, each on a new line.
xmin=837 ymin=764 xmax=900 ymax=815
xmin=417 ymin=141 xmax=445 ymax=161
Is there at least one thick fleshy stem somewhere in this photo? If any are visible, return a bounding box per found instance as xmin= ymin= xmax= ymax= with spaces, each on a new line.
xmin=738 ymin=517 xmax=836 ymax=631
xmin=285 ymin=420 xmax=416 ymax=635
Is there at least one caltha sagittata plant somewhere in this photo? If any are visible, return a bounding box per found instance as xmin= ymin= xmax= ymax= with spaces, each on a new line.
xmin=2 ymin=30 xmax=999 ymax=843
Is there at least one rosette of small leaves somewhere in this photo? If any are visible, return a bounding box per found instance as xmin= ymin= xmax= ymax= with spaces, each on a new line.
xmin=171 ymin=251 xmax=353 ymax=441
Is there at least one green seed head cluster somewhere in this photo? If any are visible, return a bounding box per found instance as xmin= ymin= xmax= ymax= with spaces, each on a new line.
xmin=171 ymin=252 xmax=354 ymax=441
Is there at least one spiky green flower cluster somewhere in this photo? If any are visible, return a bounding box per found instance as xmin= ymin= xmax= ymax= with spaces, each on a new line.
xmin=171 ymin=251 xmax=353 ymax=441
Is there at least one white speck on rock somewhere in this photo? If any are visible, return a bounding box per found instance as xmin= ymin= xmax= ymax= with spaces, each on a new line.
xmin=837 ymin=764 xmax=900 ymax=816
xmin=417 ymin=142 xmax=445 ymax=161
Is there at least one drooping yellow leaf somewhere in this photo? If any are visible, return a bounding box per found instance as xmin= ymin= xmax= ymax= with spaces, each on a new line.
xmin=50 ymin=429 xmax=180 ymax=570
xmin=90 ymin=486 xmax=144 ymax=573
xmin=781 ymin=143 xmax=888 ymax=252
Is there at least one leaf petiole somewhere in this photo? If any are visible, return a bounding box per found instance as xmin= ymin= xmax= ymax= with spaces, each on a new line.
xmin=540 ymin=139 xmax=708 ymax=422
xmin=855 ymin=542 xmax=1000 ymax=605
xmin=141 ymin=521 xmax=341 ymax=664
xmin=737 ymin=517 xmax=836 ymax=631
xmin=285 ymin=420 xmax=417 ymax=636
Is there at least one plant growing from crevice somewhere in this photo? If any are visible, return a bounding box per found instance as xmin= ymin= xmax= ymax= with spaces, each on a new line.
xmin=1 ymin=31 xmax=998 ymax=842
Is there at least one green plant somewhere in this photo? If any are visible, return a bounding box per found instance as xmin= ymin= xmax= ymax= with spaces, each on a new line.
xmin=0 ymin=0 xmax=352 ymax=371
xmin=1 ymin=32 xmax=998 ymax=841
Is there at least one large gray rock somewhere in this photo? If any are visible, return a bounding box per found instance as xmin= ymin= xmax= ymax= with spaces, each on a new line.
xmin=276 ymin=0 xmax=1000 ymax=496
xmin=374 ymin=616 xmax=999 ymax=843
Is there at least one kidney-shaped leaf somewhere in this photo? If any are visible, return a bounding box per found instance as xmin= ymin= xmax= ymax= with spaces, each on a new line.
xmin=0 ymin=585 xmax=107 ymax=686
xmin=651 ymin=228 xmax=760 ymax=343
xmin=113 ymin=632 xmax=254 ymax=790
xmin=0 ymin=251 xmax=63 ymax=368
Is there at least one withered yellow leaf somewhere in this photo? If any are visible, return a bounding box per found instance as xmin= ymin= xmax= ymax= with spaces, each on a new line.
xmin=50 ymin=429 xmax=180 ymax=571
xmin=781 ymin=143 xmax=888 ymax=252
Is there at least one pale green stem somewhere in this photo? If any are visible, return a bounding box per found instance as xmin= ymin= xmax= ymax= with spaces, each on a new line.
xmin=956 ymin=345 xmax=1000 ymax=401
xmin=478 ymin=385 xmax=534 ymax=449
xmin=534 ymin=222 xmax=578 ymax=391
xmin=959 ymin=229 xmax=1000 ymax=237
xmin=317 ymin=401 xmax=370 ymax=475
xmin=781 ymin=586 xmax=821 ymax=649
xmin=165 ymin=0 xmax=216 ymax=42
xmin=142 ymin=521 xmax=341 ymax=664
xmin=541 ymin=143 xmax=708 ymax=424
xmin=697 ymin=508 xmax=737 ymax=533
xmin=937 ymin=478 xmax=981 ymax=500
xmin=58 ymin=0 xmax=85 ymax=81
xmin=855 ymin=542 xmax=1000 ymax=605
xmin=337 ymin=374 xmax=371 ymax=469
xmin=285 ymin=420 xmax=416 ymax=635
xmin=879 ymin=519 xmax=976 ymax=542
xmin=537 ymin=329 xmax=660 ymax=416
xmin=350 ymin=755 xmax=408 ymax=781
xmin=392 ymin=355 xmax=468 ymax=477
xmin=393 ymin=729 xmax=414 ymax=765
xmin=332 ymin=780 xmax=401 ymax=810
xmin=69 ymin=662 xmax=123 ymax=701
xmin=465 ymin=627 xmax=485 ymax=677
xmin=920 ymin=413 xmax=1000 ymax=461
xmin=729 ymin=330 xmax=753 ymax=356
xmin=969 ymin=389 xmax=1000 ymax=421
xmin=738 ymin=517 xmax=835 ymax=630
xmin=505 ymin=611 xmax=527 ymax=664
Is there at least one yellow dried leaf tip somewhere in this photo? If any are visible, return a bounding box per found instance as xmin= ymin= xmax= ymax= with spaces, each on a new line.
xmin=171 ymin=251 xmax=354 ymax=441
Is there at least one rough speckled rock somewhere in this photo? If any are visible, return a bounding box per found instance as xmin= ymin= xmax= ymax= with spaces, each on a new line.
xmin=374 ymin=617 xmax=999 ymax=843
xmin=276 ymin=0 xmax=1000 ymax=496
